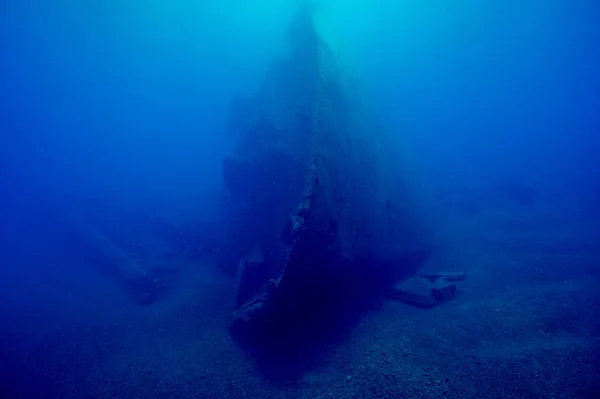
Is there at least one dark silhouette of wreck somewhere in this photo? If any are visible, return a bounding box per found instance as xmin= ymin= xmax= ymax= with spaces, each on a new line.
xmin=216 ymin=2 xmax=434 ymax=353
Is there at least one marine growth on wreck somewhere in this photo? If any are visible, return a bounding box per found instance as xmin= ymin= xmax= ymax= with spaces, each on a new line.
xmin=216 ymin=3 xmax=434 ymax=346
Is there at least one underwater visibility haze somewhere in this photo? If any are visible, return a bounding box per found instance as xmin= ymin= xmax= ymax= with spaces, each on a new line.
xmin=1 ymin=0 xmax=599 ymax=398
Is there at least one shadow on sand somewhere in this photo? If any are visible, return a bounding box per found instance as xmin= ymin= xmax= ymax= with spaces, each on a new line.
xmin=232 ymin=251 xmax=431 ymax=384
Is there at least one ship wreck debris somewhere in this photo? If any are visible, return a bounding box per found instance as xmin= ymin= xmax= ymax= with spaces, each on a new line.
xmin=388 ymin=272 xmax=467 ymax=308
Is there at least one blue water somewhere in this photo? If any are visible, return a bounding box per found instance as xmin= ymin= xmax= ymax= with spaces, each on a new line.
xmin=1 ymin=1 xmax=599 ymax=398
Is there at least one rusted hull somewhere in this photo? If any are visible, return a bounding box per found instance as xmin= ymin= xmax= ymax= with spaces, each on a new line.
xmin=218 ymin=3 xmax=433 ymax=343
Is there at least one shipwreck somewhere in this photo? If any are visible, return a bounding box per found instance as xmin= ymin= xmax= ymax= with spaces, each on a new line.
xmin=216 ymin=3 xmax=434 ymax=347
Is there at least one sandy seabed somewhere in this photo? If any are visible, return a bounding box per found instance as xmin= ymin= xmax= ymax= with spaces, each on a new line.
xmin=1 ymin=209 xmax=599 ymax=399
